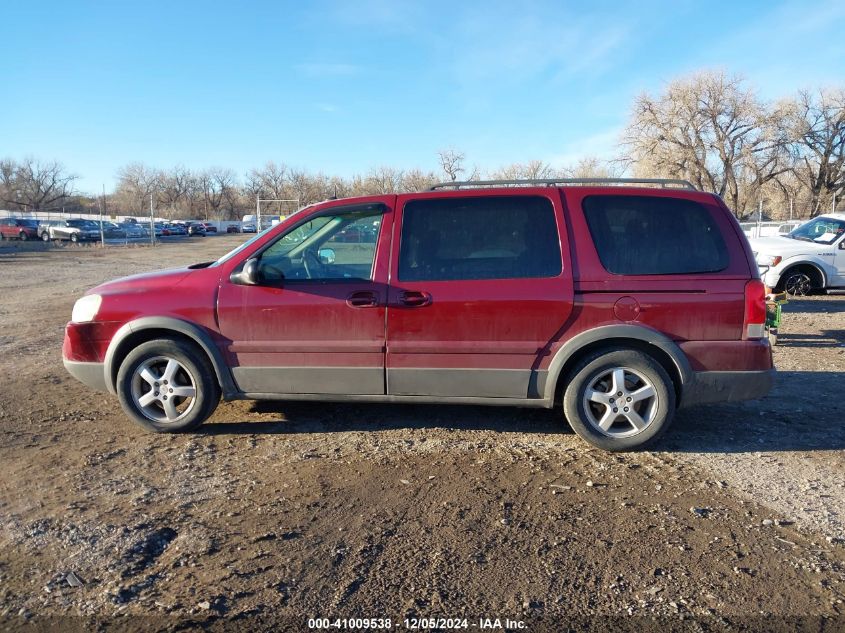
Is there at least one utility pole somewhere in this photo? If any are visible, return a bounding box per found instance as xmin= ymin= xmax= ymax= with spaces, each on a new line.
xmin=150 ymin=193 xmax=155 ymax=247
xmin=256 ymin=194 xmax=260 ymax=232
xmin=99 ymin=184 xmax=106 ymax=245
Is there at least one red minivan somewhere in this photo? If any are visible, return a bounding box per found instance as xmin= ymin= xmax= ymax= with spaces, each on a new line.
xmin=63 ymin=179 xmax=773 ymax=450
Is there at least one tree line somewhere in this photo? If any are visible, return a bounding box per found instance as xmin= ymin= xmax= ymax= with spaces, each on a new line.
xmin=1 ymin=71 xmax=842 ymax=221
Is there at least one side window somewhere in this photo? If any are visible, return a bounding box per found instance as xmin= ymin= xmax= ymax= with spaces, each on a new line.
xmin=258 ymin=211 xmax=383 ymax=282
xmin=398 ymin=196 xmax=561 ymax=282
xmin=583 ymin=195 xmax=729 ymax=275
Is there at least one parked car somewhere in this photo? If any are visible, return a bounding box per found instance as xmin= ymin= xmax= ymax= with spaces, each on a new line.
xmin=0 ymin=217 xmax=40 ymax=241
xmin=41 ymin=218 xmax=101 ymax=243
xmin=103 ymin=222 xmax=127 ymax=239
xmin=186 ymin=222 xmax=206 ymax=237
xmin=201 ymin=223 xmax=217 ymax=233
xmin=226 ymin=225 xmax=241 ymax=234
xmin=165 ymin=223 xmax=187 ymax=236
xmin=242 ymin=223 xmax=257 ymax=233
xmin=121 ymin=222 xmax=148 ymax=239
xmin=62 ymin=179 xmax=774 ymax=451
xmin=750 ymin=214 xmax=845 ymax=296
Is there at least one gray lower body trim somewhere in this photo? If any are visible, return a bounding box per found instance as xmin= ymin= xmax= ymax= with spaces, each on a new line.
xmin=232 ymin=366 xmax=384 ymax=395
xmin=388 ymin=368 xmax=546 ymax=398
xmin=681 ymin=370 xmax=774 ymax=408
xmin=236 ymin=392 xmax=551 ymax=408
xmin=63 ymin=359 xmax=108 ymax=392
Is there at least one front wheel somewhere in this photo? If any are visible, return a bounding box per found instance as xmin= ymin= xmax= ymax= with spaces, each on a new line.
xmin=563 ymin=349 xmax=676 ymax=451
xmin=116 ymin=339 xmax=220 ymax=432
xmin=70 ymin=233 xmax=79 ymax=243
xmin=19 ymin=232 xmax=28 ymax=241
xmin=780 ymin=270 xmax=815 ymax=296
xmin=42 ymin=232 xmax=50 ymax=242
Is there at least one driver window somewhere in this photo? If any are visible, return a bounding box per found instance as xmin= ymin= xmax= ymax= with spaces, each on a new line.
xmin=257 ymin=212 xmax=383 ymax=282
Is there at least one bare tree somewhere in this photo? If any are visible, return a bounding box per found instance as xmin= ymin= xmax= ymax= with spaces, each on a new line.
xmin=565 ymin=156 xmax=622 ymax=179
xmin=246 ymin=161 xmax=289 ymax=200
xmin=437 ymin=149 xmax=466 ymax=182
xmin=401 ymin=168 xmax=438 ymax=192
xmin=787 ymin=88 xmax=845 ymax=216
xmin=623 ymin=71 xmax=789 ymax=215
xmin=198 ymin=167 xmax=237 ymax=220
xmin=158 ymin=166 xmax=196 ymax=219
xmin=363 ymin=166 xmax=404 ymax=194
xmin=114 ymin=163 xmax=161 ymax=215
xmin=0 ymin=157 xmax=77 ymax=211
xmin=489 ymin=160 xmax=557 ymax=180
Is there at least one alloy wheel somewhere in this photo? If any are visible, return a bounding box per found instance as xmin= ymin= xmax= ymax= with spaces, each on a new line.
xmin=784 ymin=272 xmax=812 ymax=296
xmin=130 ymin=356 xmax=198 ymax=423
xmin=582 ymin=367 xmax=659 ymax=438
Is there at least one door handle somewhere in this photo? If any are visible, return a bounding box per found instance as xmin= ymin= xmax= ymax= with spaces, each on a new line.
xmin=346 ymin=291 xmax=379 ymax=308
xmin=399 ymin=291 xmax=432 ymax=307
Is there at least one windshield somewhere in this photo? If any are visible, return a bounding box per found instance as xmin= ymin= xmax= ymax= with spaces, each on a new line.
xmin=787 ymin=217 xmax=845 ymax=245
xmin=213 ymin=226 xmax=275 ymax=266
xmin=212 ymin=205 xmax=314 ymax=266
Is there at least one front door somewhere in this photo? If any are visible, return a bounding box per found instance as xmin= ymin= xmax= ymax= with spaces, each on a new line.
xmin=834 ymin=235 xmax=845 ymax=285
xmin=385 ymin=192 xmax=574 ymax=399
xmin=216 ymin=198 xmax=394 ymax=395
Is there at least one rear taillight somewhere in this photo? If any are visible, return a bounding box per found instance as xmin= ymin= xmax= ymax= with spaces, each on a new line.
xmin=744 ymin=279 xmax=767 ymax=339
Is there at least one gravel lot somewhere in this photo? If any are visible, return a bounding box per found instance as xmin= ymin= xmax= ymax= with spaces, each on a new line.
xmin=0 ymin=237 xmax=844 ymax=631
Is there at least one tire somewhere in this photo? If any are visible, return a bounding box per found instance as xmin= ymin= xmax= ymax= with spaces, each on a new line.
xmin=42 ymin=232 xmax=50 ymax=242
xmin=562 ymin=348 xmax=676 ymax=451
xmin=116 ymin=338 xmax=220 ymax=433
xmin=70 ymin=233 xmax=79 ymax=243
xmin=19 ymin=231 xmax=28 ymax=241
xmin=778 ymin=267 xmax=818 ymax=297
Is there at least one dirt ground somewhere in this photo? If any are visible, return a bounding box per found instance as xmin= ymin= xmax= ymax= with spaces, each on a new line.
xmin=0 ymin=236 xmax=844 ymax=632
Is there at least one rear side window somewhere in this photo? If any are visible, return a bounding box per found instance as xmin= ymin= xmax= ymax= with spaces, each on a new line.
xmin=398 ymin=196 xmax=561 ymax=281
xmin=583 ymin=195 xmax=729 ymax=275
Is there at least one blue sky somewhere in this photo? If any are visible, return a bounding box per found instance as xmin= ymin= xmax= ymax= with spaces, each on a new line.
xmin=2 ymin=0 xmax=844 ymax=194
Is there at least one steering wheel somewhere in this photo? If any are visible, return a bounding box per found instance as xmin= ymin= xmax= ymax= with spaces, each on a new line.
xmin=302 ymin=249 xmax=324 ymax=279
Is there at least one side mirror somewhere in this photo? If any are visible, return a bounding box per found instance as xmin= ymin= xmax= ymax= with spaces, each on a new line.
xmin=230 ymin=258 xmax=260 ymax=285
xmin=318 ymin=247 xmax=336 ymax=264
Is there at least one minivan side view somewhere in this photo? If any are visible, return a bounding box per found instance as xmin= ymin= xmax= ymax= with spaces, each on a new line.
xmin=62 ymin=179 xmax=774 ymax=451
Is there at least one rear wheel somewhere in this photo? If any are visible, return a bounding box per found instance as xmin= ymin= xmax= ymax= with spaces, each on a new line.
xmin=70 ymin=233 xmax=79 ymax=243
xmin=116 ymin=339 xmax=220 ymax=432
xmin=19 ymin=231 xmax=28 ymax=241
xmin=42 ymin=232 xmax=50 ymax=242
xmin=563 ymin=349 xmax=676 ymax=451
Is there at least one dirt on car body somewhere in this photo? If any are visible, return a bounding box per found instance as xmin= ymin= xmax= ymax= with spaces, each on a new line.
xmin=0 ymin=239 xmax=844 ymax=631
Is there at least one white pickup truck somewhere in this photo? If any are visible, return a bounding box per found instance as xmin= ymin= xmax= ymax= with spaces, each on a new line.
xmin=750 ymin=214 xmax=845 ymax=295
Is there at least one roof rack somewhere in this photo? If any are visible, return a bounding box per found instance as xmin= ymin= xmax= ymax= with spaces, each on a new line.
xmin=427 ymin=178 xmax=697 ymax=191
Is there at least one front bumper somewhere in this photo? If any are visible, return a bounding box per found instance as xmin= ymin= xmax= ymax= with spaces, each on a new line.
xmin=63 ymin=359 xmax=108 ymax=392
xmin=681 ymin=369 xmax=774 ymax=408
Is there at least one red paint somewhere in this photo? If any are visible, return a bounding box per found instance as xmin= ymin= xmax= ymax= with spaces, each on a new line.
xmin=63 ymin=186 xmax=773 ymax=395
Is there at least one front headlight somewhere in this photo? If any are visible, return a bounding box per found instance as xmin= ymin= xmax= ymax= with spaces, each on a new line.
xmin=755 ymin=254 xmax=782 ymax=267
xmin=71 ymin=294 xmax=102 ymax=323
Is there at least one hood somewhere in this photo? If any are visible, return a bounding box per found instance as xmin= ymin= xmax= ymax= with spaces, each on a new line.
xmin=88 ymin=267 xmax=193 ymax=295
xmin=749 ymin=235 xmax=830 ymax=258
